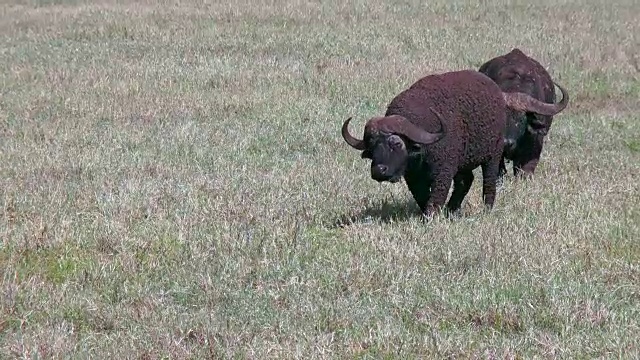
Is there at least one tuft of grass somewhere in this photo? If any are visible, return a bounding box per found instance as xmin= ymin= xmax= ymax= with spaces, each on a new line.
xmin=1 ymin=0 xmax=640 ymax=358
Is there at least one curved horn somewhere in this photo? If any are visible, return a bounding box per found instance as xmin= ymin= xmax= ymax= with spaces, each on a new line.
xmin=341 ymin=117 xmax=366 ymax=150
xmin=502 ymin=81 xmax=569 ymax=116
xmin=377 ymin=110 xmax=445 ymax=145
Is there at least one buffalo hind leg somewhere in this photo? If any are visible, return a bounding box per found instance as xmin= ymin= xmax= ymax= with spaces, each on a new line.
xmin=446 ymin=170 xmax=474 ymax=216
xmin=481 ymin=156 xmax=501 ymax=211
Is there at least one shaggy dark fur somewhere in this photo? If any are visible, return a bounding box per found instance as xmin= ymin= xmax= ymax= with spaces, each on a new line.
xmin=479 ymin=48 xmax=570 ymax=179
xmin=342 ymin=69 xmax=568 ymax=220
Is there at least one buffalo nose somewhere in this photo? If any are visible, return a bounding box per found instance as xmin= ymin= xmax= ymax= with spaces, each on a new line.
xmin=372 ymin=164 xmax=388 ymax=177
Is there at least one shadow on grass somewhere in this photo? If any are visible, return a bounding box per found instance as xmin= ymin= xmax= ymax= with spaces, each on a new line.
xmin=331 ymin=198 xmax=421 ymax=228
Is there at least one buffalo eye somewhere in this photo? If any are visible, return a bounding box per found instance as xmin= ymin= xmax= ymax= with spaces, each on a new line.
xmin=388 ymin=136 xmax=403 ymax=149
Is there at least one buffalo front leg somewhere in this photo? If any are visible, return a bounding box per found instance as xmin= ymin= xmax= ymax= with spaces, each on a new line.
xmin=514 ymin=157 xmax=540 ymax=178
xmin=513 ymin=132 xmax=545 ymax=178
xmin=405 ymin=175 xmax=432 ymax=217
xmin=446 ymin=170 xmax=474 ymax=216
xmin=497 ymin=156 xmax=507 ymax=189
xmin=421 ymin=170 xmax=455 ymax=221
xmin=481 ymin=156 xmax=501 ymax=211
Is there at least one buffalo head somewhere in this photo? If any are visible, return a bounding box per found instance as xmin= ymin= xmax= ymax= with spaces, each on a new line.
xmin=496 ymin=65 xmax=537 ymax=95
xmin=503 ymin=108 xmax=528 ymax=155
xmin=341 ymin=109 xmax=446 ymax=183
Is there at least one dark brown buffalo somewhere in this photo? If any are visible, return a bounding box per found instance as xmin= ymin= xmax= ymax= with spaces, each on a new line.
xmin=341 ymin=70 xmax=567 ymax=220
xmin=479 ymin=48 xmax=570 ymax=180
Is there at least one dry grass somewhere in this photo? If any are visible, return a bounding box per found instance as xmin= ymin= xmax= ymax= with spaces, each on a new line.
xmin=1 ymin=0 xmax=639 ymax=358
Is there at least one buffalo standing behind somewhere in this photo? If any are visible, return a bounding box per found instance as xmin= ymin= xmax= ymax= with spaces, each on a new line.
xmin=479 ymin=48 xmax=570 ymax=180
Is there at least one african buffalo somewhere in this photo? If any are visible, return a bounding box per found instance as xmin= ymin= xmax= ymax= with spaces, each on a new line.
xmin=479 ymin=48 xmax=570 ymax=180
xmin=341 ymin=69 xmax=568 ymax=219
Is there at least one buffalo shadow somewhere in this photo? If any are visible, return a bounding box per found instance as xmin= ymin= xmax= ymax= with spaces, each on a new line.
xmin=331 ymin=198 xmax=422 ymax=228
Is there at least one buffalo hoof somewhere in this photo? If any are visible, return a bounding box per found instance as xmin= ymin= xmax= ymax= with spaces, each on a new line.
xmin=496 ymin=176 xmax=505 ymax=191
xmin=421 ymin=205 xmax=440 ymax=223
xmin=421 ymin=213 xmax=433 ymax=223
xmin=445 ymin=208 xmax=463 ymax=220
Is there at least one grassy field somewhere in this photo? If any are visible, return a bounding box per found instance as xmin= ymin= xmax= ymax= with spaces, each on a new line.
xmin=1 ymin=0 xmax=639 ymax=358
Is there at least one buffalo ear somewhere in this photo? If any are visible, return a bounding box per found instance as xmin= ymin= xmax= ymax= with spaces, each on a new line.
xmin=360 ymin=150 xmax=372 ymax=159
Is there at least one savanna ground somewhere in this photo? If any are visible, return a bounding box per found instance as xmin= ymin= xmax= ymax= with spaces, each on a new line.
xmin=1 ymin=0 xmax=639 ymax=358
